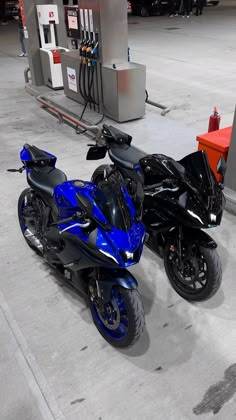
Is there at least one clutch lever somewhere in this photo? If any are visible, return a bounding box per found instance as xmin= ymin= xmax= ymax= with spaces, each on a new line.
xmin=7 ymin=167 xmax=25 ymax=173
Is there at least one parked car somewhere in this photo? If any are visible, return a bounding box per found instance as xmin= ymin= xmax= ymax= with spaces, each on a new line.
xmin=130 ymin=0 xmax=168 ymax=17
xmin=205 ymin=0 xmax=220 ymax=5
xmin=5 ymin=0 xmax=18 ymax=19
xmin=194 ymin=0 xmax=220 ymax=5
xmin=130 ymin=0 xmax=219 ymax=17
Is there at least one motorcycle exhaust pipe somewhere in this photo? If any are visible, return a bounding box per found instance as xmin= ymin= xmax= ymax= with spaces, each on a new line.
xmin=24 ymin=228 xmax=43 ymax=253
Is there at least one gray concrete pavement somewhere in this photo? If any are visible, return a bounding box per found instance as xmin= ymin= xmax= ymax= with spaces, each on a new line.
xmin=1 ymin=9 xmax=236 ymax=420
xmin=129 ymin=1 xmax=236 ymax=132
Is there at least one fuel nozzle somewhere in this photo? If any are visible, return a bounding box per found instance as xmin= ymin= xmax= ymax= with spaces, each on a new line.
xmin=80 ymin=40 xmax=89 ymax=64
xmin=79 ymin=40 xmax=85 ymax=57
xmin=86 ymin=43 xmax=93 ymax=66
xmin=91 ymin=41 xmax=99 ymax=61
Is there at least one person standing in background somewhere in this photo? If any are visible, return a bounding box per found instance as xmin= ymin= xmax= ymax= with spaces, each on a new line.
xmin=0 ymin=0 xmax=8 ymax=25
xmin=168 ymin=0 xmax=175 ymax=17
xmin=182 ymin=0 xmax=191 ymax=18
xmin=14 ymin=1 xmax=27 ymax=57
xmin=196 ymin=0 xmax=205 ymax=15
xmin=175 ymin=0 xmax=181 ymax=16
xmin=190 ymin=0 xmax=194 ymax=14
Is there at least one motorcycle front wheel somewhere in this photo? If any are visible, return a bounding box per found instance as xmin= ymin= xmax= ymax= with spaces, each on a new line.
xmin=89 ymin=284 xmax=145 ymax=348
xmin=164 ymin=244 xmax=222 ymax=302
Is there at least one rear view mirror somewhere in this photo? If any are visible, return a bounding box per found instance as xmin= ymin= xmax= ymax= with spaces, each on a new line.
xmin=217 ymin=157 xmax=227 ymax=177
xmin=76 ymin=193 xmax=110 ymax=231
xmin=86 ymin=146 xmax=107 ymax=161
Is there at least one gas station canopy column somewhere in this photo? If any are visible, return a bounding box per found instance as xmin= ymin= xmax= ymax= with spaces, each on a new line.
xmin=223 ymin=107 xmax=236 ymax=214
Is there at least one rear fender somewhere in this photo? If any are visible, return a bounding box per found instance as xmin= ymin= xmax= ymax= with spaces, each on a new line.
xmin=98 ymin=268 xmax=138 ymax=302
xmin=182 ymin=228 xmax=217 ymax=249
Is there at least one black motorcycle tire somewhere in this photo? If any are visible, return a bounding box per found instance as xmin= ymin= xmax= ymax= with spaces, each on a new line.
xmin=91 ymin=164 xmax=112 ymax=185
xmin=18 ymin=188 xmax=35 ymax=247
xmin=89 ymin=287 xmax=145 ymax=348
xmin=18 ymin=188 xmax=44 ymax=255
xmin=164 ymin=245 xmax=222 ymax=302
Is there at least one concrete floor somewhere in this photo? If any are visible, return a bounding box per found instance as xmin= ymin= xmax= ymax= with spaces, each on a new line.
xmin=129 ymin=0 xmax=236 ymax=131
xmin=1 ymin=6 xmax=236 ymax=420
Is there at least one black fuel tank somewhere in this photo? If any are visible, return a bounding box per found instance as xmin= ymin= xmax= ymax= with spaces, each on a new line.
xmin=140 ymin=154 xmax=184 ymax=186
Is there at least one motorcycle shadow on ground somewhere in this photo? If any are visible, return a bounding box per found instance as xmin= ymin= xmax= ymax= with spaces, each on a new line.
xmin=121 ymin=266 xmax=198 ymax=372
xmin=121 ymin=300 xmax=198 ymax=373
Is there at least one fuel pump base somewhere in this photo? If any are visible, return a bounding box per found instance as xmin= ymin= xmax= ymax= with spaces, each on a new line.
xmin=41 ymin=48 xmax=68 ymax=89
xmin=101 ymin=62 xmax=146 ymax=122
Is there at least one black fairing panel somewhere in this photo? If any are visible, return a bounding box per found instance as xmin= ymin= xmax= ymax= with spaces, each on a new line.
xmin=179 ymin=151 xmax=224 ymax=215
xmin=57 ymin=231 xmax=117 ymax=269
xmin=141 ymin=151 xmax=224 ymax=230
xmin=179 ymin=151 xmax=215 ymax=195
xmin=140 ymin=154 xmax=184 ymax=185
xmin=181 ymin=227 xmax=217 ymax=249
xmin=143 ymin=185 xmax=210 ymax=229
xmin=102 ymin=125 xmax=132 ymax=145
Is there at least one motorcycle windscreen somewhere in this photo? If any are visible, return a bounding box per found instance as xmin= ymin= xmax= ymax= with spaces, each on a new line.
xmin=179 ymin=151 xmax=216 ymax=197
xmin=92 ymin=182 xmax=131 ymax=231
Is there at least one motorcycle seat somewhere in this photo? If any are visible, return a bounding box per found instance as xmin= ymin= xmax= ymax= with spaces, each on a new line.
xmin=27 ymin=167 xmax=67 ymax=197
xmin=109 ymin=144 xmax=147 ymax=170
xmin=24 ymin=144 xmax=53 ymax=162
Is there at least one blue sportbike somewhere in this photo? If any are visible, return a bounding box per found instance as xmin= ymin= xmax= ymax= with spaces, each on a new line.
xmin=9 ymin=144 xmax=145 ymax=348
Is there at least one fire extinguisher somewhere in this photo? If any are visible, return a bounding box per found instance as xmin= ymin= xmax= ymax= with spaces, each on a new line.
xmin=208 ymin=107 xmax=221 ymax=133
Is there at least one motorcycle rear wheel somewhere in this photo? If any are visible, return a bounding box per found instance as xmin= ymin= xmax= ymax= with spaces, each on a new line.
xmin=164 ymin=244 xmax=222 ymax=302
xmin=89 ymin=284 xmax=145 ymax=348
xmin=91 ymin=164 xmax=112 ymax=185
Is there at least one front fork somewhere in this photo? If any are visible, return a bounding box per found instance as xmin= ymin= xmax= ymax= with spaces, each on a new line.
xmin=177 ymin=226 xmax=184 ymax=270
xmin=167 ymin=225 xmax=217 ymax=266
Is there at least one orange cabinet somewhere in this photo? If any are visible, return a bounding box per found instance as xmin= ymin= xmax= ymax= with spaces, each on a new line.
xmin=196 ymin=126 xmax=232 ymax=181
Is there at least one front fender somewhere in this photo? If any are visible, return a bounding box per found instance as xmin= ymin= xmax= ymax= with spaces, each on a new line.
xmin=182 ymin=228 xmax=217 ymax=249
xmin=98 ymin=268 xmax=138 ymax=302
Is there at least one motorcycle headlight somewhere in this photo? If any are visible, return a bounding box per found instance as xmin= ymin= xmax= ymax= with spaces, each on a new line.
xmin=124 ymin=251 xmax=134 ymax=260
xmin=210 ymin=214 xmax=217 ymax=223
xmin=120 ymin=250 xmax=136 ymax=262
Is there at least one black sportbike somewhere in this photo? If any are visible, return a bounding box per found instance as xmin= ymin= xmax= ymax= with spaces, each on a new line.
xmin=87 ymin=125 xmax=226 ymax=302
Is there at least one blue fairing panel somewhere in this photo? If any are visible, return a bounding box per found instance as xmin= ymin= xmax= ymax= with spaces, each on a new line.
xmin=54 ymin=180 xmax=145 ymax=268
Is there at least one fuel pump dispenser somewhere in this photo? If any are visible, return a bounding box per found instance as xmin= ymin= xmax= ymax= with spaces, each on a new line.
xmin=37 ymin=4 xmax=69 ymax=89
xmin=60 ymin=0 xmax=146 ymax=122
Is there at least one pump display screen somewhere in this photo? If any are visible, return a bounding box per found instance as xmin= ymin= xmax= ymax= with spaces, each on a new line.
xmin=68 ymin=14 xmax=78 ymax=30
xmin=65 ymin=7 xmax=80 ymax=39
